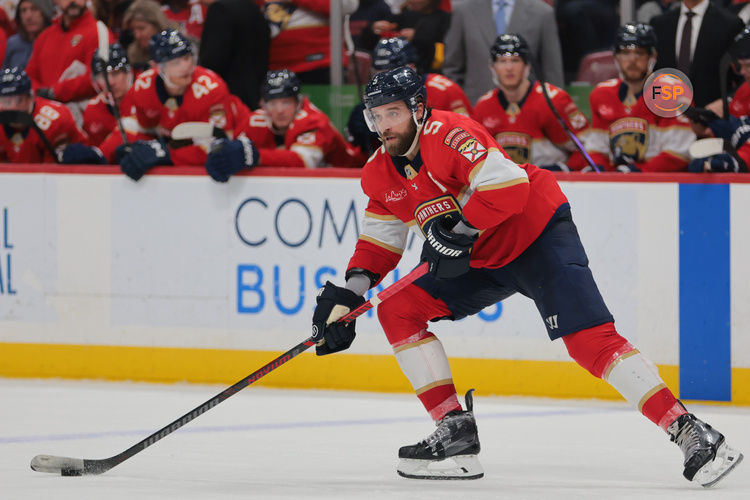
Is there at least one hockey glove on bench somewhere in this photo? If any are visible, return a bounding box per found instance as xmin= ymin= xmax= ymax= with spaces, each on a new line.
xmin=205 ymin=137 xmax=259 ymax=182
xmin=311 ymin=282 xmax=366 ymax=356
xmin=117 ymin=139 xmax=171 ymax=181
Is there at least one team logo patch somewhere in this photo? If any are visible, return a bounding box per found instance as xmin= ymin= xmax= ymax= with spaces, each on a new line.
xmin=414 ymin=194 xmax=462 ymax=237
xmin=495 ymin=132 xmax=531 ymax=164
xmin=443 ymin=127 xmax=465 ymax=146
xmin=71 ymin=35 xmax=82 ymax=47
xmin=609 ymin=117 xmax=648 ymax=162
xmin=209 ymin=104 xmax=227 ymax=129
xmin=297 ymin=131 xmax=316 ymax=145
xmin=457 ymin=138 xmax=487 ymax=163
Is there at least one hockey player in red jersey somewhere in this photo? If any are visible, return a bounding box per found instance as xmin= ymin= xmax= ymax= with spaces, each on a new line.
xmin=0 ymin=67 xmax=88 ymax=163
xmin=203 ymin=69 xmax=364 ymax=182
xmin=583 ymin=23 xmax=694 ymax=172
xmin=347 ymin=37 xmax=473 ymax=156
xmin=310 ymin=66 xmax=743 ymax=485
xmin=472 ymin=34 xmax=589 ymax=171
xmin=728 ymin=28 xmax=750 ymax=118
xmin=117 ymin=29 xmax=234 ymax=180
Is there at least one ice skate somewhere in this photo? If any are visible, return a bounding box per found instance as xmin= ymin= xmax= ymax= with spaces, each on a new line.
xmin=668 ymin=413 xmax=744 ymax=487
xmin=397 ymin=389 xmax=483 ymax=480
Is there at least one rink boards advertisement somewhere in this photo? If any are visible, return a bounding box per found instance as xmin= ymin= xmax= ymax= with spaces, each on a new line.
xmin=0 ymin=167 xmax=748 ymax=404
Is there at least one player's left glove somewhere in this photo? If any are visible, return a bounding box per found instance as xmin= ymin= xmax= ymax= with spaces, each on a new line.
xmin=118 ymin=139 xmax=171 ymax=181
xmin=613 ymin=147 xmax=640 ymax=173
xmin=61 ymin=143 xmax=106 ymax=164
xmin=416 ymin=195 xmax=478 ymax=279
xmin=688 ymin=153 xmax=741 ymax=173
xmin=204 ymin=136 xmax=259 ymax=182
xmin=311 ymin=282 xmax=366 ymax=356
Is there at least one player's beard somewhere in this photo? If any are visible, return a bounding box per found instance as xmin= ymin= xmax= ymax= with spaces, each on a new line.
xmin=622 ymin=63 xmax=648 ymax=85
xmin=382 ymin=118 xmax=417 ymax=156
xmin=64 ymin=2 xmax=86 ymax=20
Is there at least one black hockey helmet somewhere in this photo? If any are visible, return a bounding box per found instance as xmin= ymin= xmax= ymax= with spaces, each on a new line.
xmin=0 ymin=67 xmax=31 ymax=97
xmin=730 ymin=26 xmax=750 ymax=61
xmin=372 ymin=37 xmax=418 ymax=71
xmin=149 ymin=29 xmax=193 ymax=64
xmin=614 ymin=23 xmax=657 ymax=54
xmin=490 ymin=33 xmax=531 ymax=63
xmin=262 ymin=69 xmax=301 ymax=101
xmin=91 ymin=43 xmax=131 ymax=76
xmin=363 ymin=66 xmax=426 ymax=112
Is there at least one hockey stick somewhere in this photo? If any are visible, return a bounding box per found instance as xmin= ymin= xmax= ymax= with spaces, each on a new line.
xmin=0 ymin=110 xmax=61 ymax=163
xmin=170 ymin=121 xmax=227 ymax=141
xmin=29 ymin=262 xmax=429 ymax=477
xmin=529 ymin=59 xmax=600 ymax=172
xmin=96 ymin=21 xmax=128 ymax=146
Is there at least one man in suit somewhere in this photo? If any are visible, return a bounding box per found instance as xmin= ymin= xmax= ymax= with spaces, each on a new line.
xmin=199 ymin=0 xmax=269 ymax=110
xmin=443 ymin=0 xmax=564 ymax=105
xmin=651 ymin=0 xmax=744 ymax=107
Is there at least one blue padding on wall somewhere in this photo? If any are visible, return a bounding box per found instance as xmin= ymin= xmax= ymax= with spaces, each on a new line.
xmin=679 ymin=184 xmax=731 ymax=401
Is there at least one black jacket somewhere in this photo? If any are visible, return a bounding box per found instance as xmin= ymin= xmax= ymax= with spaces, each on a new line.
xmin=651 ymin=3 xmax=744 ymax=107
xmin=199 ymin=0 xmax=269 ymax=110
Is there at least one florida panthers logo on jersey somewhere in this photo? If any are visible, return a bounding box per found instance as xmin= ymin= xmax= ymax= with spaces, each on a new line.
xmin=494 ymin=132 xmax=531 ymax=164
xmin=609 ymin=117 xmax=648 ymax=162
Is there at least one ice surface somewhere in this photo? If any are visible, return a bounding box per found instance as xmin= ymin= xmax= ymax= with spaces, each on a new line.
xmin=2 ymin=378 xmax=748 ymax=499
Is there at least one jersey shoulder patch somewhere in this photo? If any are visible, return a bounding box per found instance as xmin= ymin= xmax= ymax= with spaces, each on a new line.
xmin=442 ymin=126 xmax=487 ymax=163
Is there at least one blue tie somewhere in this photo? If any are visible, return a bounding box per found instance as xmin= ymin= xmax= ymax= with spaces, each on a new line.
xmin=494 ymin=0 xmax=506 ymax=36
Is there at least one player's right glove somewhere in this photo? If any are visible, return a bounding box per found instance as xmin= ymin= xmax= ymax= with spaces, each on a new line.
xmin=688 ymin=153 xmax=741 ymax=173
xmin=416 ymin=195 xmax=478 ymax=279
xmin=61 ymin=143 xmax=106 ymax=164
xmin=205 ymin=137 xmax=259 ymax=182
xmin=311 ymin=282 xmax=366 ymax=356
xmin=118 ymin=139 xmax=171 ymax=181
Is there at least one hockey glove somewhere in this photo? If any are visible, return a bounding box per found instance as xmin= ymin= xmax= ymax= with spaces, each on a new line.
xmin=539 ymin=162 xmax=570 ymax=172
xmin=61 ymin=143 xmax=106 ymax=164
xmin=311 ymin=281 xmax=366 ymax=356
xmin=119 ymin=139 xmax=171 ymax=181
xmin=688 ymin=153 xmax=741 ymax=173
xmin=416 ymin=195 xmax=478 ymax=279
xmin=613 ymin=147 xmax=640 ymax=173
xmin=205 ymin=137 xmax=259 ymax=182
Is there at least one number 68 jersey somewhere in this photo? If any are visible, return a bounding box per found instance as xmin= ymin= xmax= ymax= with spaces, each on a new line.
xmin=0 ymin=97 xmax=87 ymax=163
xmin=348 ymin=109 xmax=569 ymax=282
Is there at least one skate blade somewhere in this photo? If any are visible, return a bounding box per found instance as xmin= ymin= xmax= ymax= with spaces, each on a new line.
xmin=397 ymin=455 xmax=484 ymax=480
xmin=695 ymin=441 xmax=744 ymax=488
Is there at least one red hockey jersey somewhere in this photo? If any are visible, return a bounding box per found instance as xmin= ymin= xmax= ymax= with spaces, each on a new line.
xmin=425 ymin=73 xmax=473 ymax=116
xmin=0 ymin=97 xmax=88 ymax=163
xmin=730 ymin=81 xmax=750 ymax=118
xmin=125 ymin=66 xmax=233 ymax=165
xmin=162 ymin=0 xmax=207 ymax=41
xmin=471 ymin=82 xmax=589 ymax=168
xmin=347 ymin=109 xmax=568 ymax=282
xmin=25 ymin=11 xmax=114 ymax=103
xmin=82 ymin=93 xmax=138 ymax=147
xmin=583 ymin=78 xmax=694 ymax=172
xmin=237 ymin=96 xmax=365 ymax=167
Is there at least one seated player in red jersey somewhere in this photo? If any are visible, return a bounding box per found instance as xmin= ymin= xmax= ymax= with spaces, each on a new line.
xmin=346 ymin=37 xmax=473 ymax=156
xmin=116 ymin=29 xmax=235 ymax=180
xmin=471 ymin=34 xmax=589 ymax=172
xmin=0 ymin=67 xmax=88 ymax=163
xmin=582 ymin=23 xmax=694 ymax=172
xmin=309 ymin=66 xmax=743 ymax=485
xmin=203 ymin=69 xmax=364 ymax=182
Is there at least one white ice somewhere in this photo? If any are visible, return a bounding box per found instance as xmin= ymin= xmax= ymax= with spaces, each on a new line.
xmin=3 ymin=378 xmax=748 ymax=500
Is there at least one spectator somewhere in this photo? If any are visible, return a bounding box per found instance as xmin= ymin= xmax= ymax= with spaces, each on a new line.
xmin=444 ymin=0 xmax=563 ymax=105
xmin=556 ymin=0 xmax=619 ymax=84
xmin=347 ymin=36 xmax=472 ymax=155
xmin=199 ymin=0 xmax=269 ymax=110
xmin=25 ymin=0 xmax=114 ymax=103
xmin=92 ymin=0 xmax=133 ymax=37
xmin=0 ymin=67 xmax=87 ymax=162
xmin=4 ymin=0 xmax=54 ymax=70
xmin=370 ymin=0 xmax=450 ymax=73
xmin=582 ymin=23 xmax=694 ymax=172
xmin=472 ymin=34 xmax=589 ymax=171
xmin=161 ymin=0 xmax=206 ymax=47
xmin=651 ymin=0 xmax=744 ymax=107
xmin=203 ymin=69 xmax=364 ymax=182
xmin=263 ymin=0 xmax=358 ymax=84
xmin=637 ymin=0 xmax=679 ymax=23
xmin=348 ymin=0 xmax=393 ymax=52
xmin=116 ymin=29 xmax=235 ymax=179
xmin=122 ymin=0 xmax=174 ymax=74
xmin=728 ymin=0 xmax=750 ymax=24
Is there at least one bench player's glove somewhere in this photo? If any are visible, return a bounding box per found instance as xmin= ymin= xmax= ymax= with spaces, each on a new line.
xmin=311 ymin=282 xmax=366 ymax=356
xmin=61 ymin=143 xmax=106 ymax=164
xmin=688 ymin=153 xmax=741 ymax=173
xmin=205 ymin=137 xmax=259 ymax=182
xmin=118 ymin=139 xmax=171 ymax=181
xmin=416 ymin=195 xmax=478 ymax=279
